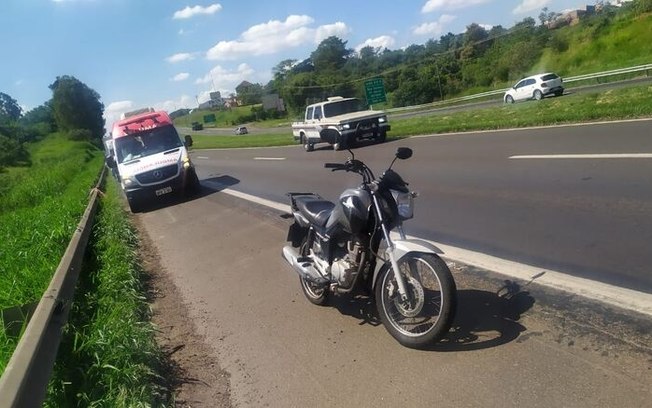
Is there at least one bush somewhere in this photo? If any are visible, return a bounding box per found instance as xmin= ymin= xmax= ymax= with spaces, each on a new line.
xmin=636 ymin=0 xmax=652 ymax=14
xmin=0 ymin=134 xmax=23 ymax=168
xmin=67 ymin=128 xmax=92 ymax=141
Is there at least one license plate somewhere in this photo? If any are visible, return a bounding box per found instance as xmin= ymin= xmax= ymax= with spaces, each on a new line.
xmin=155 ymin=186 xmax=173 ymax=196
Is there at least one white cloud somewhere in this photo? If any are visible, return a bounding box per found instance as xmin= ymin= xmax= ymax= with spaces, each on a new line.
xmin=513 ymin=0 xmax=551 ymax=14
xmin=171 ymin=73 xmax=190 ymax=82
xmin=315 ymin=22 xmax=350 ymax=43
xmin=355 ymin=35 xmax=396 ymax=53
xmin=153 ymin=95 xmax=195 ymax=112
xmin=206 ymin=15 xmax=349 ymax=60
xmin=195 ymin=63 xmax=256 ymax=98
xmin=104 ymin=100 xmax=134 ymax=128
xmin=479 ymin=23 xmax=494 ymax=31
xmin=413 ymin=14 xmax=457 ymax=36
xmin=421 ymin=0 xmax=490 ymax=13
xmin=173 ymin=4 xmax=222 ymax=19
xmin=166 ymin=52 xmax=196 ymax=63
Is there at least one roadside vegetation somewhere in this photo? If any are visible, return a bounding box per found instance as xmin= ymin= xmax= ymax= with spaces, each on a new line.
xmin=0 ymin=133 xmax=104 ymax=373
xmin=2 ymin=77 xmax=170 ymax=406
xmin=177 ymin=0 xmax=652 ymax=130
xmin=46 ymin=179 xmax=170 ymax=406
xmin=183 ymin=83 xmax=652 ymax=150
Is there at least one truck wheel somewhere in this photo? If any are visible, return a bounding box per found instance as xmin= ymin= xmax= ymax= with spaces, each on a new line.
xmin=185 ymin=169 xmax=201 ymax=196
xmin=377 ymin=131 xmax=387 ymax=143
xmin=127 ymin=196 xmax=143 ymax=213
xmin=334 ymin=136 xmax=347 ymax=151
xmin=302 ymin=135 xmax=314 ymax=152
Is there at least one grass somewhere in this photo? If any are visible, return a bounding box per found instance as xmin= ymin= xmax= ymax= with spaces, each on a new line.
xmin=389 ymin=83 xmax=652 ymax=137
xmin=182 ymin=83 xmax=652 ymax=150
xmin=173 ymin=103 xmax=290 ymax=129
xmin=45 ymin=179 xmax=170 ymax=407
xmin=536 ymin=13 xmax=652 ymax=76
xmin=190 ymin=133 xmax=295 ymax=149
xmin=0 ymin=134 xmax=104 ymax=374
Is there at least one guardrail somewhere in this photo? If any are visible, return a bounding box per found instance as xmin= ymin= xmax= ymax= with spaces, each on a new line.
xmin=385 ymin=62 xmax=652 ymax=114
xmin=0 ymin=168 xmax=106 ymax=408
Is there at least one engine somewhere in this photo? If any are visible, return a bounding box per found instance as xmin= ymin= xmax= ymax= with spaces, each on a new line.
xmin=330 ymin=239 xmax=364 ymax=288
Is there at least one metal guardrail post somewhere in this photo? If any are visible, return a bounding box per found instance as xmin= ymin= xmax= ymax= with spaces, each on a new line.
xmin=0 ymin=168 xmax=106 ymax=408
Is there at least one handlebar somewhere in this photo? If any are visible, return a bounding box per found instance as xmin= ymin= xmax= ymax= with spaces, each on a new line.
xmin=324 ymin=163 xmax=341 ymax=168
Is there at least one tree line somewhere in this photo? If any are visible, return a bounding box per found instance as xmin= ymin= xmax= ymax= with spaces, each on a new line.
xmin=239 ymin=0 xmax=649 ymax=116
xmin=0 ymin=76 xmax=104 ymax=170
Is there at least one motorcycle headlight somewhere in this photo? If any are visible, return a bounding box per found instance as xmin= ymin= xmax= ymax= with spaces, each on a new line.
xmin=391 ymin=189 xmax=414 ymax=220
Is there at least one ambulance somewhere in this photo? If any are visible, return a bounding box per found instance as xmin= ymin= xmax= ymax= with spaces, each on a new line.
xmin=105 ymin=110 xmax=200 ymax=212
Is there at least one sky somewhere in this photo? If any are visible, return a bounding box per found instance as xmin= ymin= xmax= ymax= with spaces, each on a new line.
xmin=0 ymin=0 xmax=595 ymax=125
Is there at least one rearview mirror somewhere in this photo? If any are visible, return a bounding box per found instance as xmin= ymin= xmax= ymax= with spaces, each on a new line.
xmin=396 ymin=147 xmax=412 ymax=160
xmin=184 ymin=135 xmax=193 ymax=147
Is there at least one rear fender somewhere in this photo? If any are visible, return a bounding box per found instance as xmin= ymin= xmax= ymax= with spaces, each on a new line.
xmin=372 ymin=239 xmax=444 ymax=288
xmin=287 ymin=219 xmax=309 ymax=247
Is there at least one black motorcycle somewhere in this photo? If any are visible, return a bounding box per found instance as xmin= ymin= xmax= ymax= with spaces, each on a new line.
xmin=282 ymin=140 xmax=456 ymax=348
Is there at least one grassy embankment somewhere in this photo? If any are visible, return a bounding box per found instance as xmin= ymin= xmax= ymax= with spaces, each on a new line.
xmin=0 ymin=134 xmax=169 ymax=405
xmin=186 ymin=83 xmax=652 ymax=150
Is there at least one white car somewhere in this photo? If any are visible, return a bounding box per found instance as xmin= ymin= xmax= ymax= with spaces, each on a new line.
xmin=234 ymin=126 xmax=248 ymax=135
xmin=504 ymin=73 xmax=564 ymax=104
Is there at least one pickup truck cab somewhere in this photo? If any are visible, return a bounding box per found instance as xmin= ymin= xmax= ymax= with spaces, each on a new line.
xmin=105 ymin=110 xmax=200 ymax=212
xmin=291 ymin=96 xmax=390 ymax=152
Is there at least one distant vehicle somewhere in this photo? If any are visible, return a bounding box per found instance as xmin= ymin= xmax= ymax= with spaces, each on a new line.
xmin=291 ymin=96 xmax=390 ymax=152
xmin=504 ymin=73 xmax=564 ymax=104
xmin=234 ymin=126 xmax=248 ymax=135
xmin=105 ymin=111 xmax=200 ymax=213
xmin=191 ymin=122 xmax=203 ymax=131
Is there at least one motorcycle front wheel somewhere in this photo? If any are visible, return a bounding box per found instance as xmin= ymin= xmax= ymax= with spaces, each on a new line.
xmin=375 ymin=253 xmax=456 ymax=349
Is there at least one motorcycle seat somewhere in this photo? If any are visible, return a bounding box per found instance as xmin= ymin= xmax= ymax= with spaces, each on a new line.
xmin=295 ymin=198 xmax=335 ymax=227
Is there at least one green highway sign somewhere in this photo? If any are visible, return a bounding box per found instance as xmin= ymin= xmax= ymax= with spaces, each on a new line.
xmin=364 ymin=78 xmax=386 ymax=105
xmin=203 ymin=113 xmax=216 ymax=123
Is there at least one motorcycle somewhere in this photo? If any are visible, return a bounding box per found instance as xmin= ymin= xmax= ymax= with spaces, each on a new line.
xmin=282 ymin=135 xmax=456 ymax=348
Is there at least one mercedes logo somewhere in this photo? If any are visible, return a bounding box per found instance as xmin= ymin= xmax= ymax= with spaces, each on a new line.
xmin=153 ymin=170 xmax=162 ymax=179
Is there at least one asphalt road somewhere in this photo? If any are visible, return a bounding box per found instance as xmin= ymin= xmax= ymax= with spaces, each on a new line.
xmin=190 ymin=119 xmax=652 ymax=293
xmin=135 ymin=187 xmax=652 ymax=407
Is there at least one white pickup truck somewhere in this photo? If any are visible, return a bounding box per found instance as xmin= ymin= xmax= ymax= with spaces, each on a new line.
xmin=291 ymin=96 xmax=390 ymax=152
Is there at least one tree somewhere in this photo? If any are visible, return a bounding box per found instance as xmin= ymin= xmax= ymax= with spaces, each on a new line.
xmin=0 ymin=92 xmax=22 ymax=123
xmin=311 ymin=36 xmax=351 ymax=71
xmin=48 ymin=75 xmax=104 ymax=141
xmin=272 ymin=59 xmax=298 ymax=81
xmin=539 ymin=7 xmax=561 ymax=26
xmin=235 ymin=81 xmax=264 ymax=105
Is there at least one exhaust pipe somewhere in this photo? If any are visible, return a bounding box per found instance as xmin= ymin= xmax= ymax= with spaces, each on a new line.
xmin=282 ymin=245 xmax=328 ymax=284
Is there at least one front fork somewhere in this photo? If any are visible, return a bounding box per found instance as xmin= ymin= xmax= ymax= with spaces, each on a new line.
xmin=372 ymin=194 xmax=410 ymax=302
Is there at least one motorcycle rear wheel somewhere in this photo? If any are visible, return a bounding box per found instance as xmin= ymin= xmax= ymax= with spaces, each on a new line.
xmin=298 ymin=239 xmax=329 ymax=305
xmin=375 ymin=253 xmax=456 ymax=349
xmin=299 ymin=276 xmax=328 ymax=305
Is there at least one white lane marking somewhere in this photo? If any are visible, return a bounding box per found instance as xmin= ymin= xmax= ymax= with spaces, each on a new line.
xmin=510 ymin=153 xmax=652 ymax=159
xmin=196 ymin=156 xmax=210 ymax=159
xmin=203 ymin=179 xmax=652 ymax=317
xmin=254 ymin=157 xmax=286 ymax=161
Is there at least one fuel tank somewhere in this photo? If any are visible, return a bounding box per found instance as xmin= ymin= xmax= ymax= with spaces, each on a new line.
xmin=326 ymin=187 xmax=371 ymax=234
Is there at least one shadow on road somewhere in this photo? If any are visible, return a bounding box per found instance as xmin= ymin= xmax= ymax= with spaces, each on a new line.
xmin=201 ymin=175 xmax=241 ymax=192
xmin=329 ymin=280 xmax=534 ymax=352
xmin=433 ymin=281 xmax=535 ymax=352
xmin=138 ymin=175 xmax=241 ymax=213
